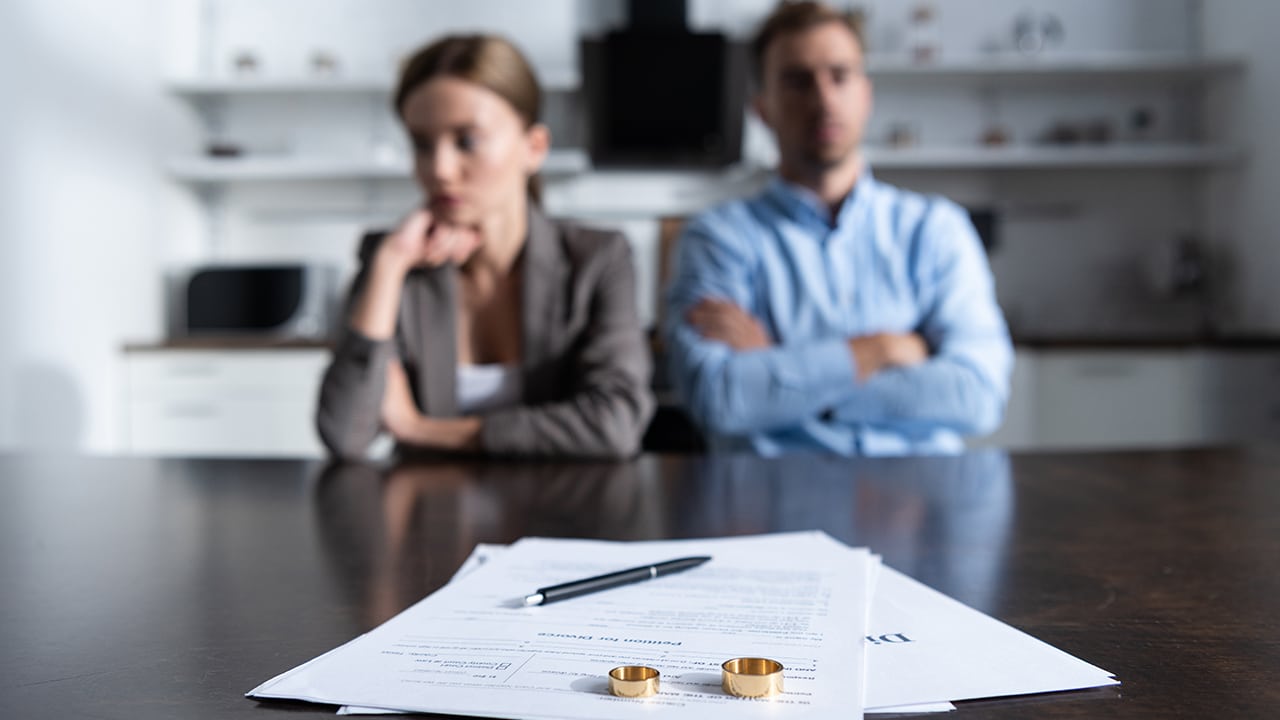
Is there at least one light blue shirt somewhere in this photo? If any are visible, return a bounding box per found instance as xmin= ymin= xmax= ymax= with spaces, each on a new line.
xmin=664 ymin=170 xmax=1014 ymax=456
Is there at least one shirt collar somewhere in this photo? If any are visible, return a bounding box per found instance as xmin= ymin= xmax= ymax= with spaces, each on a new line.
xmin=763 ymin=164 xmax=877 ymax=232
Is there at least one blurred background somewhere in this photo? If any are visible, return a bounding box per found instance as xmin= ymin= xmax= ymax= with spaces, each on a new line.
xmin=1 ymin=0 xmax=1277 ymax=457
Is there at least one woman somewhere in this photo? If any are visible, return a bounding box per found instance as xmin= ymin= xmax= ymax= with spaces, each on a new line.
xmin=317 ymin=35 xmax=653 ymax=460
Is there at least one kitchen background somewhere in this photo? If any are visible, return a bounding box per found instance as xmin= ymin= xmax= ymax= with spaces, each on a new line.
xmin=1 ymin=0 xmax=1277 ymax=456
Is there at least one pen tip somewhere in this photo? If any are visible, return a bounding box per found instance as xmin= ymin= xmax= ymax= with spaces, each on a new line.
xmin=523 ymin=593 xmax=544 ymax=607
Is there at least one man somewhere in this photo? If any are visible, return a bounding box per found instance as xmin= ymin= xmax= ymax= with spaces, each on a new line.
xmin=664 ymin=0 xmax=1013 ymax=455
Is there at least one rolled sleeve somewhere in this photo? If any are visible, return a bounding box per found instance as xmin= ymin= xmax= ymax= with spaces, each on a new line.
xmin=665 ymin=217 xmax=858 ymax=436
xmin=833 ymin=198 xmax=1013 ymax=436
xmin=316 ymin=327 xmax=397 ymax=460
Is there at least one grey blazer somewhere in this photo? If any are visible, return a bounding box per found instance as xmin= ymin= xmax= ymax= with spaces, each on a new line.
xmin=316 ymin=207 xmax=655 ymax=460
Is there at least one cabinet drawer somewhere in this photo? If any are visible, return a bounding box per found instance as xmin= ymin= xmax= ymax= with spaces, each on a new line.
xmin=1035 ymin=351 xmax=1206 ymax=449
xmin=127 ymin=398 xmax=322 ymax=457
xmin=127 ymin=349 xmax=329 ymax=400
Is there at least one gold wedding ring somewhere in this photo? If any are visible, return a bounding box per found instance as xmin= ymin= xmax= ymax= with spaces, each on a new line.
xmin=722 ymin=657 xmax=784 ymax=698
xmin=608 ymin=665 xmax=660 ymax=698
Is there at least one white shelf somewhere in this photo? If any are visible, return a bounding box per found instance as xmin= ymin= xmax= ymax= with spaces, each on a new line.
xmin=168 ymin=145 xmax=1235 ymax=183
xmin=864 ymin=144 xmax=1241 ymax=170
xmin=169 ymin=78 xmax=391 ymax=96
xmin=169 ymin=156 xmax=407 ymax=181
xmin=167 ymin=69 xmax=579 ymax=96
xmin=167 ymin=149 xmax=591 ymax=183
xmin=167 ymin=56 xmax=1238 ymax=95
xmin=865 ymin=53 xmax=1245 ymax=82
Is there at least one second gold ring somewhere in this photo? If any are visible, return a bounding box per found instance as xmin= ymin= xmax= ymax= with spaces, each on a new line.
xmin=722 ymin=657 xmax=784 ymax=698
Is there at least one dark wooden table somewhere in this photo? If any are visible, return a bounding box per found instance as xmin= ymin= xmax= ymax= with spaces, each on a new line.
xmin=2 ymin=449 xmax=1278 ymax=718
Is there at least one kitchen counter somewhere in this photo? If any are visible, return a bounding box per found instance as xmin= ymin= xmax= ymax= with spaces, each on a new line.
xmin=1011 ymin=334 xmax=1280 ymax=349
xmin=124 ymin=337 xmax=333 ymax=352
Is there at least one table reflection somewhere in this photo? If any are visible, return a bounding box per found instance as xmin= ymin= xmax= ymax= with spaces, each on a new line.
xmin=312 ymin=452 xmax=1013 ymax=626
xmin=312 ymin=459 xmax=666 ymax=626
xmin=666 ymin=451 xmax=1015 ymax=612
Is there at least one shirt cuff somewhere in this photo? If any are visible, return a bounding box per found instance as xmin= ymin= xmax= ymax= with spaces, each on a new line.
xmin=336 ymin=326 xmax=396 ymax=372
xmin=800 ymin=337 xmax=859 ymax=422
xmin=801 ymin=336 xmax=858 ymax=390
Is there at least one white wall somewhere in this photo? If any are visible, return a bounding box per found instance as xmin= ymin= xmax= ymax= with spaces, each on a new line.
xmin=0 ymin=0 xmax=195 ymax=452
xmin=1202 ymin=0 xmax=1280 ymax=334
xmin=0 ymin=2 xmax=17 ymax=449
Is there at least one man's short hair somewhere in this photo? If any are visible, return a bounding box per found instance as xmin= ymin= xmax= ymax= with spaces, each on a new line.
xmin=750 ymin=1 xmax=866 ymax=85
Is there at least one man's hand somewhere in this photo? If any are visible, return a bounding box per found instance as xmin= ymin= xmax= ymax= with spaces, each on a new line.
xmin=849 ymin=333 xmax=929 ymax=382
xmin=687 ymin=299 xmax=772 ymax=351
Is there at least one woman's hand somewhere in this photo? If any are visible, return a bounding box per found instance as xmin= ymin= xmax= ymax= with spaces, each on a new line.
xmin=351 ymin=210 xmax=479 ymax=341
xmin=380 ymin=360 xmax=483 ymax=451
xmin=377 ymin=209 xmax=482 ymax=274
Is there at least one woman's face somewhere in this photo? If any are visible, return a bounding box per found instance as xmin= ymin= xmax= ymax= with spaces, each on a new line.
xmin=401 ymin=76 xmax=547 ymax=226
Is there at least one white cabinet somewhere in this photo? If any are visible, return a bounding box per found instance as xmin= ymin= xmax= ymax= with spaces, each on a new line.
xmin=125 ymin=348 xmax=329 ymax=458
xmin=978 ymin=347 xmax=1280 ymax=451
xmin=1033 ymin=350 xmax=1207 ymax=449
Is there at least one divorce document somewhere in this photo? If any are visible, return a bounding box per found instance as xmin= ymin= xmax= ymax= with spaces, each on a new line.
xmin=250 ymin=533 xmax=875 ymax=720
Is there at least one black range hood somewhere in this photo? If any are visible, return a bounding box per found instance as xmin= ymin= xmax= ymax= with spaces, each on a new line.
xmin=582 ymin=0 xmax=745 ymax=168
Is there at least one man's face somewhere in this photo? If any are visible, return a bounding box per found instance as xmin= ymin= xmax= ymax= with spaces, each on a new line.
xmin=755 ymin=21 xmax=871 ymax=172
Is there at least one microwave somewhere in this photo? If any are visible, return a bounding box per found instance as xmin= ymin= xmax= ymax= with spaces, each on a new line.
xmin=170 ymin=264 xmax=338 ymax=340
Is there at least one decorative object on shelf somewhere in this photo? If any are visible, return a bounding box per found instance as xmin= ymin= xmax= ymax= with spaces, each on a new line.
xmin=1082 ymin=119 xmax=1113 ymax=144
xmin=908 ymin=3 xmax=938 ymax=64
xmin=1040 ymin=121 xmax=1082 ymax=145
xmin=981 ymin=125 xmax=1011 ymax=146
xmin=1171 ymin=237 xmax=1209 ymax=299
xmin=205 ymin=142 xmax=243 ymax=158
xmin=1143 ymin=235 xmax=1208 ymax=300
xmin=1013 ymin=11 xmax=1064 ymax=55
xmin=1039 ymin=119 xmax=1113 ymax=145
xmin=978 ymin=90 xmax=1010 ymax=146
xmin=232 ymin=50 xmax=261 ymax=76
xmin=887 ymin=121 xmax=918 ymax=148
xmin=310 ymin=50 xmax=340 ymax=78
xmin=1129 ymin=106 xmax=1157 ymax=142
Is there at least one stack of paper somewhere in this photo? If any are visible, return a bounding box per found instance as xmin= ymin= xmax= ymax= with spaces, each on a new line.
xmin=249 ymin=532 xmax=1117 ymax=718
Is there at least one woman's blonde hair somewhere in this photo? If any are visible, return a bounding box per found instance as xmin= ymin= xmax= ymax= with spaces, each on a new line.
xmin=394 ymin=35 xmax=544 ymax=203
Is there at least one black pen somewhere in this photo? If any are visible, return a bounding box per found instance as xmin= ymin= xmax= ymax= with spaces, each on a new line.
xmin=522 ymin=556 xmax=712 ymax=606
